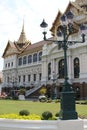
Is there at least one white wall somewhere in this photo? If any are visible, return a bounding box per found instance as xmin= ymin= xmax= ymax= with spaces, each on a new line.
xmin=0 ymin=119 xmax=86 ymax=130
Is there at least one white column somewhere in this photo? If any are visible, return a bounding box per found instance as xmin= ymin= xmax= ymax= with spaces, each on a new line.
xmin=41 ymin=57 xmax=48 ymax=84
xmin=51 ymin=59 xmax=56 ymax=73
xmin=68 ymin=55 xmax=72 ymax=81
xmin=51 ymin=59 xmax=54 ymax=72
xmin=80 ymin=53 xmax=87 ymax=79
xmin=31 ymin=74 xmax=33 ymax=82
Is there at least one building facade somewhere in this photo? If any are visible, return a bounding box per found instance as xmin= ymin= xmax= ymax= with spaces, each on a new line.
xmin=2 ymin=0 xmax=87 ymax=99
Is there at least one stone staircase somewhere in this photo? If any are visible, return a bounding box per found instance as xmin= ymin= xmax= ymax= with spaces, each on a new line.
xmin=25 ymin=84 xmax=42 ymax=97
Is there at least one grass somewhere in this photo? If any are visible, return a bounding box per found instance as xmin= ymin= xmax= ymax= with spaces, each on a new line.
xmin=0 ymin=99 xmax=87 ymax=118
xmin=76 ymin=104 xmax=87 ymax=118
xmin=0 ymin=100 xmax=60 ymax=116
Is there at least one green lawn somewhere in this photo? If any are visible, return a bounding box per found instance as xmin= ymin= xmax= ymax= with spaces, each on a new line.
xmin=0 ymin=100 xmax=87 ymax=118
xmin=0 ymin=100 xmax=59 ymax=116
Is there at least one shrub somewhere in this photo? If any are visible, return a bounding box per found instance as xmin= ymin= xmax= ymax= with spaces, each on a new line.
xmin=76 ymin=100 xmax=87 ymax=105
xmin=19 ymin=89 xmax=26 ymax=95
xmin=55 ymin=112 xmax=60 ymax=117
xmin=42 ymin=111 xmax=53 ymax=120
xmin=46 ymin=98 xmax=52 ymax=103
xmin=55 ymin=99 xmax=59 ymax=103
xmin=12 ymin=96 xmax=18 ymax=100
xmin=19 ymin=110 xmax=30 ymax=116
xmin=5 ymin=96 xmax=12 ymax=100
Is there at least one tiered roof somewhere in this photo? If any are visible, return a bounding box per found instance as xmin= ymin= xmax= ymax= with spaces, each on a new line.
xmin=16 ymin=23 xmax=31 ymax=49
xmin=50 ymin=0 xmax=87 ymax=36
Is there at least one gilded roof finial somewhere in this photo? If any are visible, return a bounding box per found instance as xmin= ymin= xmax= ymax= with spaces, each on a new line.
xmin=22 ymin=18 xmax=24 ymax=33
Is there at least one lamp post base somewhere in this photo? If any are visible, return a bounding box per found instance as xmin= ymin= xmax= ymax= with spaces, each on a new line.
xmin=59 ymin=86 xmax=78 ymax=120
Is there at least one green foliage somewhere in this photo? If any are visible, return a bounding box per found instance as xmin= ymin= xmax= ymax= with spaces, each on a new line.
xmin=42 ymin=111 xmax=53 ymax=120
xmin=39 ymin=87 xmax=47 ymax=95
xmin=55 ymin=99 xmax=59 ymax=103
xmin=12 ymin=96 xmax=18 ymax=100
xmin=55 ymin=112 xmax=60 ymax=117
xmin=46 ymin=98 xmax=52 ymax=103
xmin=76 ymin=100 xmax=87 ymax=104
xmin=19 ymin=110 xmax=30 ymax=116
xmin=19 ymin=89 xmax=26 ymax=95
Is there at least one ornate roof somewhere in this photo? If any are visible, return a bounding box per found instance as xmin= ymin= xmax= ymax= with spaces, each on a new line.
xmin=2 ymin=40 xmax=20 ymax=58
xmin=50 ymin=0 xmax=87 ymax=36
xmin=50 ymin=11 xmax=62 ymax=35
xmin=21 ymin=37 xmax=53 ymax=55
xmin=75 ymin=0 xmax=87 ymax=6
xmin=16 ymin=22 xmax=31 ymax=49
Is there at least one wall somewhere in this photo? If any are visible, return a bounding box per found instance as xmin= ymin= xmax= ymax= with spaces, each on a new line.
xmin=0 ymin=119 xmax=86 ymax=130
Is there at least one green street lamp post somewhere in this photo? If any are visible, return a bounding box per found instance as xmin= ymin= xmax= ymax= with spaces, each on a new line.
xmin=40 ymin=11 xmax=87 ymax=120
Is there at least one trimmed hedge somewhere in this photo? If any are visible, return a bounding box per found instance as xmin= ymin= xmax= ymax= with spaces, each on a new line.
xmin=19 ymin=110 xmax=30 ymax=116
xmin=42 ymin=111 xmax=53 ymax=120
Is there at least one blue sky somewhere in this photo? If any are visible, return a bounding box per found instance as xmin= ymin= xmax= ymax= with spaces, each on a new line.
xmin=0 ymin=0 xmax=75 ymax=71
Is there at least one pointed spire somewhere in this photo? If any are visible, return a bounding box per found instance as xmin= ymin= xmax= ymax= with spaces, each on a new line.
xmin=22 ymin=19 xmax=24 ymax=33
xmin=17 ymin=20 xmax=27 ymax=44
xmin=17 ymin=20 xmax=31 ymax=48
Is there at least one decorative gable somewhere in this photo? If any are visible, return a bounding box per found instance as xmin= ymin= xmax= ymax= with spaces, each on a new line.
xmin=65 ymin=2 xmax=86 ymax=24
xmin=50 ymin=0 xmax=87 ymax=37
xmin=5 ymin=46 xmax=16 ymax=55
xmin=2 ymin=41 xmax=19 ymax=58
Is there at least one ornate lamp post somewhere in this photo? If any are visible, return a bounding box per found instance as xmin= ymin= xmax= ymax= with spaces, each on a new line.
xmin=40 ymin=11 xmax=87 ymax=120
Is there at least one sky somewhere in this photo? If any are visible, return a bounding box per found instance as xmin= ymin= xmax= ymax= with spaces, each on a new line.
xmin=0 ymin=0 xmax=75 ymax=71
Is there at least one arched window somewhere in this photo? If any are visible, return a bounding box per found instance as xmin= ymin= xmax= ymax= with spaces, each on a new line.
xmin=74 ymin=58 xmax=80 ymax=78
xmin=23 ymin=56 xmax=27 ymax=65
xmin=58 ymin=59 xmax=64 ymax=78
xmin=18 ymin=58 xmax=22 ymax=66
xmin=33 ymin=53 xmax=37 ymax=62
xmin=28 ymin=55 xmax=32 ymax=64
xmin=38 ymin=51 xmax=42 ymax=61
xmin=48 ymin=63 xmax=51 ymax=80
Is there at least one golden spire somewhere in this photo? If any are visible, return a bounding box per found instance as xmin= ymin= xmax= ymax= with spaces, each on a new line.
xmin=17 ymin=20 xmax=31 ymax=48
xmin=17 ymin=20 xmax=27 ymax=44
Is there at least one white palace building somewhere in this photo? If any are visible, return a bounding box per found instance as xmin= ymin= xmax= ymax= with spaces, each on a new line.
xmin=2 ymin=0 xmax=87 ymax=99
